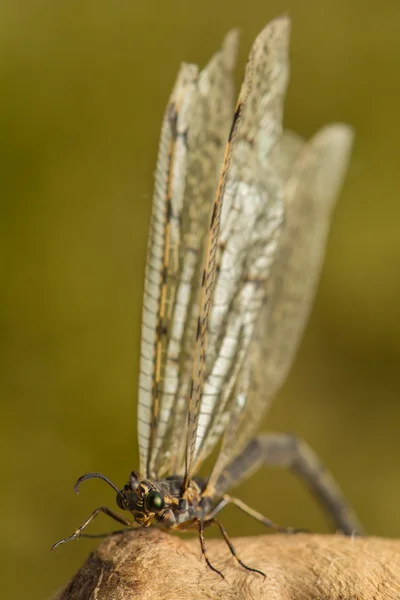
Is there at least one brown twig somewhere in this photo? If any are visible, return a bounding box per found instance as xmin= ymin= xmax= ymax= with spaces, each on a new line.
xmin=52 ymin=529 xmax=400 ymax=599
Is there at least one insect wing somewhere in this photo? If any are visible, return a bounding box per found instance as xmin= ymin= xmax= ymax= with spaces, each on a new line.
xmin=206 ymin=124 xmax=354 ymax=492
xmin=137 ymin=63 xmax=198 ymax=477
xmin=138 ymin=32 xmax=239 ymax=478
xmin=183 ymin=17 xmax=290 ymax=483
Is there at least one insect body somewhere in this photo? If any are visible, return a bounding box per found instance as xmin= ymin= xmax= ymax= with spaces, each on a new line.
xmin=53 ymin=16 xmax=363 ymax=578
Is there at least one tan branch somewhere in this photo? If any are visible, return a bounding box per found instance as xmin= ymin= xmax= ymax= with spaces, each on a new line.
xmin=52 ymin=529 xmax=400 ymax=599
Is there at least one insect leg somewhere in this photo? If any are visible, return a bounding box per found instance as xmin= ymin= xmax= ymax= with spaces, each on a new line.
xmin=208 ymin=496 xmax=300 ymax=533
xmin=197 ymin=519 xmax=225 ymax=579
xmin=208 ymin=518 xmax=265 ymax=577
xmin=51 ymin=506 xmax=133 ymax=550
xmin=171 ymin=518 xmax=224 ymax=578
xmin=212 ymin=433 xmax=364 ymax=535
xmin=80 ymin=526 xmax=139 ymax=539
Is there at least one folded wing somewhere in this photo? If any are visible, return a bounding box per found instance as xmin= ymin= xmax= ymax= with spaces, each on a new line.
xmin=183 ymin=17 xmax=290 ymax=484
xmin=205 ymin=124 xmax=354 ymax=494
xmin=138 ymin=31 xmax=239 ymax=478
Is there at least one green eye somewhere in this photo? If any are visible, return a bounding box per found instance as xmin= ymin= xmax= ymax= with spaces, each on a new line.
xmin=145 ymin=490 xmax=165 ymax=512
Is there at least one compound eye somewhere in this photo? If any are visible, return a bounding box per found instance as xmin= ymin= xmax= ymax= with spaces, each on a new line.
xmin=145 ymin=490 xmax=165 ymax=513
xmin=116 ymin=492 xmax=126 ymax=510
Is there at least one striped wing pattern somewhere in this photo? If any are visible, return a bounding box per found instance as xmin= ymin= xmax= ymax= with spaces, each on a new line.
xmin=188 ymin=19 xmax=291 ymax=475
xmin=206 ymin=125 xmax=354 ymax=493
xmin=138 ymin=16 xmax=354 ymax=489
xmin=137 ymin=62 xmax=198 ymax=477
xmin=138 ymin=30 xmax=239 ymax=478
xmin=183 ymin=18 xmax=290 ymax=484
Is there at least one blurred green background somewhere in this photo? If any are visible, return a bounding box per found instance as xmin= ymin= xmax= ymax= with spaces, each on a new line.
xmin=1 ymin=1 xmax=399 ymax=598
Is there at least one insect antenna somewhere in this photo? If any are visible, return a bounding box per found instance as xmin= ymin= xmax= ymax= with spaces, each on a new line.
xmin=74 ymin=472 xmax=125 ymax=504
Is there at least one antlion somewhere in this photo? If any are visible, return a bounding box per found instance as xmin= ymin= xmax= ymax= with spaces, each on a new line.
xmin=53 ymin=16 xmax=363 ymax=578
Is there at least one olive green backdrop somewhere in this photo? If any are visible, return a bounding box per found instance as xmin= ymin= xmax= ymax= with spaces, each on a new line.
xmin=1 ymin=1 xmax=399 ymax=598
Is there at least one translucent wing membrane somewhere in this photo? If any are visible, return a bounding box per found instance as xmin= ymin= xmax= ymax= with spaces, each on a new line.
xmin=138 ymin=16 xmax=353 ymax=488
xmin=206 ymin=125 xmax=354 ymax=493
xmin=138 ymin=31 xmax=239 ymax=478
xmin=182 ymin=18 xmax=290 ymax=483
xmin=137 ymin=63 xmax=198 ymax=477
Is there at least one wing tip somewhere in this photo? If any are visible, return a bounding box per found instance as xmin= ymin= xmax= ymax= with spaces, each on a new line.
xmin=257 ymin=15 xmax=291 ymax=46
xmin=314 ymin=122 xmax=354 ymax=146
xmin=305 ymin=123 xmax=355 ymax=209
xmin=312 ymin=122 xmax=355 ymax=175
xmin=222 ymin=29 xmax=240 ymax=71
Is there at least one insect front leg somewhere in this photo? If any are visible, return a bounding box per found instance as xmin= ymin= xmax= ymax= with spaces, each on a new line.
xmin=197 ymin=519 xmax=225 ymax=580
xmin=212 ymin=433 xmax=364 ymax=535
xmin=51 ymin=506 xmax=133 ymax=550
xmin=207 ymin=518 xmax=265 ymax=577
xmin=170 ymin=518 xmax=224 ymax=579
xmin=173 ymin=517 xmax=264 ymax=578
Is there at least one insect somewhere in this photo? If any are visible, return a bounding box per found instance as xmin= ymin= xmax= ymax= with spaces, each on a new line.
xmin=52 ymin=16 xmax=364 ymax=578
